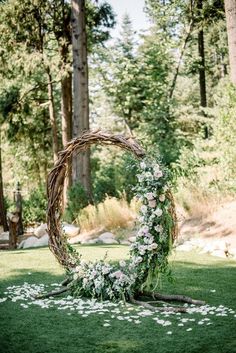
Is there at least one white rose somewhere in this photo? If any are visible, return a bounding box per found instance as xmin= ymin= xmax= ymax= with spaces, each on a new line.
xmin=154 ymin=170 xmax=163 ymax=179
xmin=137 ymin=174 xmax=144 ymax=182
xmin=145 ymin=172 xmax=153 ymax=181
xmin=153 ymin=164 xmax=160 ymax=172
xmin=135 ymin=256 xmax=143 ymax=263
xmin=149 ymin=199 xmax=156 ymax=208
xmin=154 ymin=208 xmax=163 ymax=217
xmin=141 ymin=225 xmax=149 ymax=234
xmin=141 ymin=205 xmax=148 ymax=214
xmin=102 ymin=266 xmax=110 ymax=275
xmin=119 ymin=260 xmax=126 ymax=268
xmin=73 ymin=273 xmax=79 ymax=280
xmin=82 ymin=278 xmax=88 ymax=286
xmin=146 ymin=192 xmax=155 ymax=200
xmin=138 ymin=216 xmax=145 ymax=223
xmin=154 ymin=225 xmax=163 ymax=233
xmin=140 ymin=161 xmax=146 ymax=169
xmin=112 ymin=270 xmax=123 ymax=279
xmin=159 ymin=194 xmax=165 ymax=202
xmin=144 ymin=236 xmax=154 ymax=244
xmin=150 ymin=242 xmax=158 ymax=250
xmin=138 ymin=245 xmax=147 ymax=255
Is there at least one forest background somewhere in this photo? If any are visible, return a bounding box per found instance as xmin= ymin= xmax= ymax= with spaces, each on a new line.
xmin=0 ymin=0 xmax=235 ymax=232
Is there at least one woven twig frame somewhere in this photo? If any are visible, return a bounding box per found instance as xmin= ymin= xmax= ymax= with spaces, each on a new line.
xmin=47 ymin=130 xmax=146 ymax=268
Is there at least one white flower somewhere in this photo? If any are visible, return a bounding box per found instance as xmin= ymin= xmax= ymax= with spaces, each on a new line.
xmin=102 ymin=266 xmax=111 ymax=275
xmin=144 ymin=236 xmax=154 ymax=245
xmin=82 ymin=278 xmax=88 ymax=286
xmin=148 ymin=199 xmax=156 ymax=208
xmin=138 ymin=216 xmax=145 ymax=223
xmin=119 ymin=260 xmax=126 ymax=268
xmin=138 ymin=245 xmax=147 ymax=255
xmin=154 ymin=170 xmax=163 ymax=179
xmin=134 ymin=256 xmax=143 ymax=264
xmin=140 ymin=161 xmax=146 ymax=169
xmin=141 ymin=205 xmax=148 ymax=214
xmin=150 ymin=243 xmax=158 ymax=250
xmin=154 ymin=225 xmax=163 ymax=233
xmin=145 ymin=172 xmax=153 ymax=181
xmin=73 ymin=273 xmax=79 ymax=280
xmin=153 ymin=164 xmax=160 ymax=172
xmin=154 ymin=208 xmax=163 ymax=217
xmin=137 ymin=174 xmax=144 ymax=182
xmin=146 ymin=192 xmax=155 ymax=200
xmin=111 ymin=270 xmax=123 ymax=279
xmin=159 ymin=194 xmax=165 ymax=202
xmin=141 ymin=225 xmax=149 ymax=234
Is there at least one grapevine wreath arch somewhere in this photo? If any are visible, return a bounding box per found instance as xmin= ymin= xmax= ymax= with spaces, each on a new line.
xmin=43 ymin=130 xmax=204 ymax=311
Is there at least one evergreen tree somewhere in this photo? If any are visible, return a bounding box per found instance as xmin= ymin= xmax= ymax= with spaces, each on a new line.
xmin=224 ymin=0 xmax=236 ymax=84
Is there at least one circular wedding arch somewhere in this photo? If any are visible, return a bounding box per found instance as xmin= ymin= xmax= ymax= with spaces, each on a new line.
xmin=47 ymin=129 xmax=146 ymax=269
xmin=45 ymin=130 xmax=204 ymax=311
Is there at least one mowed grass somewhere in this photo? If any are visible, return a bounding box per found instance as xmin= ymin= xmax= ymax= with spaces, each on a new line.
xmin=0 ymin=245 xmax=236 ymax=353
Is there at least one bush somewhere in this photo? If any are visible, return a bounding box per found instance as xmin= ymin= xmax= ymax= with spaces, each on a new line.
xmin=23 ymin=187 xmax=47 ymax=225
xmin=76 ymin=195 xmax=138 ymax=232
xmin=92 ymin=151 xmax=139 ymax=203
xmin=173 ymin=82 xmax=236 ymax=216
xmin=64 ymin=182 xmax=89 ymax=223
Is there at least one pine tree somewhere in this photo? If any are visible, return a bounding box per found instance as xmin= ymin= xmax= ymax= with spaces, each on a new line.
xmin=224 ymin=0 xmax=236 ymax=84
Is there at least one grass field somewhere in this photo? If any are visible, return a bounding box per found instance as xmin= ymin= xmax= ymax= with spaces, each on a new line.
xmin=0 ymin=245 xmax=236 ymax=353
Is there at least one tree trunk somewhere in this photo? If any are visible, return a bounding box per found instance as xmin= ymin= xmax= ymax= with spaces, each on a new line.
xmin=61 ymin=73 xmax=72 ymax=152
xmin=61 ymin=72 xmax=73 ymax=206
xmin=71 ymin=0 xmax=92 ymax=201
xmin=224 ymin=0 xmax=236 ymax=84
xmin=46 ymin=66 xmax=59 ymax=163
xmin=14 ymin=183 xmax=23 ymax=236
xmin=197 ymin=0 xmax=208 ymax=138
xmin=198 ymin=29 xmax=207 ymax=108
xmin=0 ymin=144 xmax=8 ymax=232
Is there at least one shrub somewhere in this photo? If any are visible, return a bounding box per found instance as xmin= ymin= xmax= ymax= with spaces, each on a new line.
xmin=92 ymin=150 xmax=139 ymax=203
xmin=76 ymin=195 xmax=138 ymax=232
xmin=23 ymin=187 xmax=47 ymax=225
xmin=173 ymin=82 xmax=236 ymax=216
xmin=64 ymin=181 xmax=89 ymax=223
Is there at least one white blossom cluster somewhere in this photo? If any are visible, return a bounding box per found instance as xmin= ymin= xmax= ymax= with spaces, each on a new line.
xmin=129 ymin=159 xmax=172 ymax=279
xmin=68 ymin=159 xmax=173 ymax=300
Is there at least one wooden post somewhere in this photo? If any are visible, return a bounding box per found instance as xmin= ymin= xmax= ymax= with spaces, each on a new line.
xmin=0 ymin=144 xmax=8 ymax=231
xmin=7 ymin=212 xmax=19 ymax=249
xmin=14 ymin=182 xmax=23 ymax=235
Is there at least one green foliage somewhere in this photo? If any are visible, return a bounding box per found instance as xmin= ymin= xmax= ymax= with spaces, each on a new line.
xmin=64 ymin=182 xmax=89 ymax=223
xmin=174 ymin=82 xmax=236 ymax=214
xmin=92 ymin=151 xmax=139 ymax=203
xmin=212 ymin=83 xmax=236 ymax=187
xmin=23 ymin=187 xmax=47 ymax=224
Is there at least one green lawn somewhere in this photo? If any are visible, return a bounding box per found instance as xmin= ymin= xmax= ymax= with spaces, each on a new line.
xmin=0 ymin=245 xmax=236 ymax=353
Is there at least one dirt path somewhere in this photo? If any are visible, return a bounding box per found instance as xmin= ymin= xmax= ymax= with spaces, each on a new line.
xmin=179 ymin=200 xmax=236 ymax=248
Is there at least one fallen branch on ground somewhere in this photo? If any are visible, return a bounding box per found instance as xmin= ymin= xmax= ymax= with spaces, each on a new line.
xmin=130 ymin=297 xmax=187 ymax=313
xmin=35 ymin=286 xmax=69 ymax=299
xmin=140 ymin=291 xmax=205 ymax=306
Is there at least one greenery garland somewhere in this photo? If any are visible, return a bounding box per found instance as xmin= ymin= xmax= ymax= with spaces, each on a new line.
xmin=67 ymin=157 xmax=177 ymax=301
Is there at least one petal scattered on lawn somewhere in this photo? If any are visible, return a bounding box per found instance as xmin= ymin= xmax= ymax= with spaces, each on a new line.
xmin=2 ymin=282 xmax=236 ymax=331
